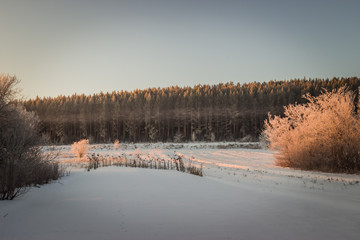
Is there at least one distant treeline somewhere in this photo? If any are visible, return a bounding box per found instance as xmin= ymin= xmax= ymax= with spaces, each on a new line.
xmin=22 ymin=77 xmax=360 ymax=144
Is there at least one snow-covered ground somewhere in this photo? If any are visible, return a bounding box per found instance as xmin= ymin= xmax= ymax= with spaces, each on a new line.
xmin=1 ymin=142 xmax=360 ymax=240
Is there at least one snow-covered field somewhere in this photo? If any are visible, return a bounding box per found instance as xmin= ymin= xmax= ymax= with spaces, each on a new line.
xmin=1 ymin=142 xmax=360 ymax=240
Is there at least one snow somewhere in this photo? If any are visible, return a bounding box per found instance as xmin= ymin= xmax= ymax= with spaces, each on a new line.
xmin=1 ymin=142 xmax=360 ymax=240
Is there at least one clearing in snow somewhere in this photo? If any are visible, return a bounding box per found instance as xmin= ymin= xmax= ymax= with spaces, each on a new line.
xmin=1 ymin=142 xmax=359 ymax=240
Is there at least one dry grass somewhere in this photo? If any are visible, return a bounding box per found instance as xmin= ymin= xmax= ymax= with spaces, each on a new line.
xmin=85 ymin=153 xmax=203 ymax=177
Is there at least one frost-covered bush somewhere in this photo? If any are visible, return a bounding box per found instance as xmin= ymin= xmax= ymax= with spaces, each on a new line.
xmin=114 ymin=139 xmax=119 ymax=150
xmin=0 ymin=74 xmax=62 ymax=200
xmin=263 ymin=87 xmax=360 ymax=173
xmin=71 ymin=139 xmax=89 ymax=158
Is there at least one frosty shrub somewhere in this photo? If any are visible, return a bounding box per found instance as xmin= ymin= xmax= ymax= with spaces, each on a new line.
xmin=114 ymin=139 xmax=119 ymax=150
xmin=0 ymin=74 xmax=62 ymax=200
xmin=71 ymin=139 xmax=89 ymax=158
xmin=263 ymin=87 xmax=360 ymax=173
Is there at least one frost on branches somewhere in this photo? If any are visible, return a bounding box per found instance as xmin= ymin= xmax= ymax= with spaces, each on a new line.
xmin=263 ymin=87 xmax=360 ymax=173
xmin=71 ymin=139 xmax=89 ymax=159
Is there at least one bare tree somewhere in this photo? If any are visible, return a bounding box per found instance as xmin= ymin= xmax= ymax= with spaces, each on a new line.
xmin=263 ymin=87 xmax=360 ymax=173
xmin=0 ymin=74 xmax=62 ymax=200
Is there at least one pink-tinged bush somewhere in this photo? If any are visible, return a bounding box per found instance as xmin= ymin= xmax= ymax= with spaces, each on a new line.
xmin=71 ymin=139 xmax=89 ymax=159
xmin=263 ymin=87 xmax=360 ymax=173
xmin=114 ymin=139 xmax=119 ymax=150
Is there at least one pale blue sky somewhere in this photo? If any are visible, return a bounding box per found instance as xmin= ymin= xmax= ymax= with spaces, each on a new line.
xmin=1 ymin=0 xmax=359 ymax=99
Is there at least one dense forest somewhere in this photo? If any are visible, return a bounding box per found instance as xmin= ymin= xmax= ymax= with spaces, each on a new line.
xmin=22 ymin=77 xmax=360 ymax=144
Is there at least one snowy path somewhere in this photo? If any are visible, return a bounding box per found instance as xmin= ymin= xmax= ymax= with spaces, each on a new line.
xmin=1 ymin=167 xmax=359 ymax=240
xmin=1 ymin=143 xmax=360 ymax=240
